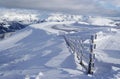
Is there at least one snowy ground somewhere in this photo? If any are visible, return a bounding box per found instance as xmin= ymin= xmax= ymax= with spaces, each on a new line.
xmin=0 ymin=21 xmax=120 ymax=79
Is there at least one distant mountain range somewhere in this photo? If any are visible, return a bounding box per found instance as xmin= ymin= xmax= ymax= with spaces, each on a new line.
xmin=0 ymin=8 xmax=120 ymax=34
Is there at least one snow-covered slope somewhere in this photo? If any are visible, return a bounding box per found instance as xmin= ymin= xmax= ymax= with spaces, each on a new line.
xmin=88 ymin=17 xmax=114 ymax=26
xmin=0 ymin=23 xmax=77 ymax=79
xmin=0 ymin=20 xmax=120 ymax=79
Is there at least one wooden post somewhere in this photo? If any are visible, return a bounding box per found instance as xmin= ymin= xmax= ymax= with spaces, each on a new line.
xmin=88 ymin=34 xmax=97 ymax=74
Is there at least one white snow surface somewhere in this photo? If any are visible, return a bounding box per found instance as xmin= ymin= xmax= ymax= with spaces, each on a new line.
xmin=88 ymin=17 xmax=114 ymax=26
xmin=0 ymin=17 xmax=120 ymax=79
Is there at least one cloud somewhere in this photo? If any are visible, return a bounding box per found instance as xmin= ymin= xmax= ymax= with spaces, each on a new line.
xmin=0 ymin=0 xmax=120 ymax=17
xmin=104 ymin=0 xmax=120 ymax=7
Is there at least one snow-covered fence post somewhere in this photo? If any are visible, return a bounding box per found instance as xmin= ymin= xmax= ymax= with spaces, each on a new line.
xmin=88 ymin=34 xmax=97 ymax=74
xmin=79 ymin=40 xmax=83 ymax=64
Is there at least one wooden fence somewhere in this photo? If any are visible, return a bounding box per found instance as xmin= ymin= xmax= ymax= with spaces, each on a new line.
xmin=63 ymin=34 xmax=97 ymax=74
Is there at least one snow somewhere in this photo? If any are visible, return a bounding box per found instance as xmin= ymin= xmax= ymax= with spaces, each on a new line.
xmin=0 ymin=8 xmax=119 ymax=26
xmin=0 ymin=8 xmax=40 ymax=24
xmin=88 ymin=17 xmax=114 ymax=26
xmin=45 ymin=14 xmax=117 ymax=26
xmin=35 ymin=72 xmax=44 ymax=79
xmin=0 ymin=29 xmax=32 ymax=51
xmin=46 ymin=13 xmax=83 ymax=22
xmin=0 ymin=9 xmax=120 ymax=79
xmin=0 ymin=23 xmax=78 ymax=79
xmin=95 ymin=30 xmax=120 ymax=64
xmin=30 ymin=21 xmax=76 ymax=35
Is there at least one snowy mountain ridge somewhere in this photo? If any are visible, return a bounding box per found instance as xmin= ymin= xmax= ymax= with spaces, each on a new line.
xmin=45 ymin=14 xmax=116 ymax=26
xmin=0 ymin=8 xmax=40 ymax=24
xmin=0 ymin=8 xmax=119 ymax=26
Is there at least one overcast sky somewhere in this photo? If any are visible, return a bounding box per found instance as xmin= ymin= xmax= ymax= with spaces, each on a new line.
xmin=0 ymin=0 xmax=120 ymax=17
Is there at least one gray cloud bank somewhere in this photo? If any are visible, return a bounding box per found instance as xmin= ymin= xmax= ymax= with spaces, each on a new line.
xmin=0 ymin=0 xmax=120 ymax=17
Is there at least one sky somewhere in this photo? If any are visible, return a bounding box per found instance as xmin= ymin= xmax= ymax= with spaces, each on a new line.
xmin=0 ymin=0 xmax=120 ymax=17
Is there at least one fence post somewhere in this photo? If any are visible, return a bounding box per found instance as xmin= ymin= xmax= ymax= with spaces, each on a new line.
xmin=88 ymin=34 xmax=97 ymax=74
xmin=79 ymin=40 xmax=83 ymax=64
